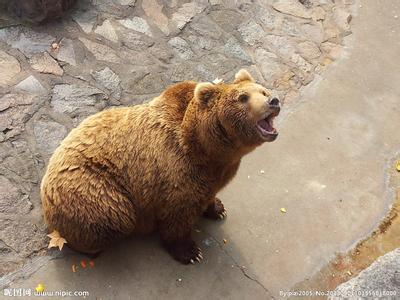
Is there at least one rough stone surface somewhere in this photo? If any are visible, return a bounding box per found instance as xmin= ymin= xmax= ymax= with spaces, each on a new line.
xmin=142 ymin=0 xmax=170 ymax=35
xmin=14 ymin=76 xmax=46 ymax=94
xmin=29 ymin=52 xmax=63 ymax=76
xmin=33 ymin=119 xmax=68 ymax=155
xmin=330 ymin=248 xmax=400 ymax=299
xmin=118 ymin=17 xmax=153 ymax=37
xmin=72 ymin=9 xmax=98 ymax=34
xmin=51 ymin=84 xmax=108 ymax=117
xmin=172 ymin=1 xmax=207 ymax=30
xmin=79 ymin=37 xmax=121 ymax=63
xmin=0 ymin=26 xmax=54 ymax=57
xmin=238 ymin=20 xmax=265 ymax=46
xmin=0 ymin=176 xmax=32 ymax=215
xmin=0 ymin=93 xmax=39 ymax=142
xmin=297 ymin=41 xmax=321 ymax=61
xmin=333 ymin=7 xmax=352 ymax=32
xmin=272 ymin=0 xmax=312 ymax=19
xmin=0 ymin=219 xmax=47 ymax=258
xmin=91 ymin=67 xmax=122 ymax=99
xmin=168 ymin=37 xmax=193 ymax=60
xmin=52 ymin=38 xmax=77 ymax=66
xmin=254 ymin=48 xmax=288 ymax=84
xmin=0 ymin=50 xmax=21 ymax=86
xmin=0 ymin=0 xmax=355 ymax=284
xmin=224 ymin=37 xmax=252 ymax=63
xmin=116 ymin=0 xmax=136 ymax=5
xmin=94 ymin=19 xmax=119 ymax=43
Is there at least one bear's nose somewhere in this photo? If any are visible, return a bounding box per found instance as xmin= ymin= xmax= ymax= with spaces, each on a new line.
xmin=269 ymin=97 xmax=280 ymax=107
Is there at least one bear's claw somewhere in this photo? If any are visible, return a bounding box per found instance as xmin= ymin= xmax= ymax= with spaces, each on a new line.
xmin=165 ymin=239 xmax=203 ymax=265
xmin=204 ymin=198 xmax=227 ymax=220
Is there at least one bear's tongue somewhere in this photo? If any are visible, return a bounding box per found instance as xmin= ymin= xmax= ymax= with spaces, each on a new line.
xmin=257 ymin=118 xmax=274 ymax=133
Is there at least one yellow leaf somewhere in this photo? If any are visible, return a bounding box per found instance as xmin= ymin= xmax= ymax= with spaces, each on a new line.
xmin=48 ymin=238 xmax=59 ymax=249
xmin=47 ymin=230 xmax=67 ymax=250
xmin=57 ymin=237 xmax=67 ymax=250
xmin=47 ymin=230 xmax=61 ymax=239
xmin=396 ymin=161 xmax=400 ymax=172
xmin=280 ymin=207 xmax=287 ymax=213
xmin=35 ymin=283 xmax=45 ymax=293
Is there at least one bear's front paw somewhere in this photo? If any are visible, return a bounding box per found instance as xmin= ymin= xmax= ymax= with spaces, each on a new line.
xmin=165 ymin=239 xmax=203 ymax=265
xmin=203 ymin=197 xmax=227 ymax=220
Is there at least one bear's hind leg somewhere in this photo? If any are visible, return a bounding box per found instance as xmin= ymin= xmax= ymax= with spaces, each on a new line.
xmin=42 ymin=169 xmax=137 ymax=254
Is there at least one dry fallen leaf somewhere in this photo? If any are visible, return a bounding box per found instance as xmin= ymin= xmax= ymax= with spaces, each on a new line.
xmin=89 ymin=260 xmax=95 ymax=268
xmin=223 ymin=239 xmax=228 ymax=244
xmin=396 ymin=161 xmax=400 ymax=172
xmin=212 ymin=78 xmax=223 ymax=84
xmin=72 ymin=264 xmax=77 ymax=273
xmin=47 ymin=230 xmax=67 ymax=250
xmin=51 ymin=42 xmax=60 ymax=51
xmin=280 ymin=207 xmax=287 ymax=213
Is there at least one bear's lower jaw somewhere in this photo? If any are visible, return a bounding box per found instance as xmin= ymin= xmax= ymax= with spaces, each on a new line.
xmin=257 ymin=129 xmax=278 ymax=142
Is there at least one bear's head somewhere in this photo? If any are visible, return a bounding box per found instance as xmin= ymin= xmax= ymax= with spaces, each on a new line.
xmin=191 ymin=69 xmax=280 ymax=155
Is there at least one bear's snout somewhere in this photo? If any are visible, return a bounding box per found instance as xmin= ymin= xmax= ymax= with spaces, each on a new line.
xmin=269 ymin=97 xmax=280 ymax=107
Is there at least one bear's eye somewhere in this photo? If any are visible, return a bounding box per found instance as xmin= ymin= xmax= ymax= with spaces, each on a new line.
xmin=238 ymin=94 xmax=249 ymax=103
xmin=262 ymin=91 xmax=267 ymax=97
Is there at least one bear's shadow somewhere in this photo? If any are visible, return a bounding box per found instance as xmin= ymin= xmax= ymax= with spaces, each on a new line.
xmin=49 ymin=218 xmax=261 ymax=296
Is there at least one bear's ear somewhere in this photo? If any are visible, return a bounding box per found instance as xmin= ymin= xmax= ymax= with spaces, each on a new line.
xmin=233 ymin=69 xmax=255 ymax=84
xmin=194 ymin=82 xmax=219 ymax=106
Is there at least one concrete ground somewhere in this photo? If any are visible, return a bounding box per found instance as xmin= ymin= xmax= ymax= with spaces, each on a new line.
xmin=2 ymin=0 xmax=400 ymax=299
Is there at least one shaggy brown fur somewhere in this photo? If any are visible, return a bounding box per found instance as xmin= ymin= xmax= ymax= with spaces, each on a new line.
xmin=41 ymin=69 xmax=280 ymax=264
xmin=7 ymin=0 xmax=76 ymax=23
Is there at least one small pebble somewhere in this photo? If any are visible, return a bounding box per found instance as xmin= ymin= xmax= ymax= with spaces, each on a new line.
xmin=51 ymin=42 xmax=59 ymax=50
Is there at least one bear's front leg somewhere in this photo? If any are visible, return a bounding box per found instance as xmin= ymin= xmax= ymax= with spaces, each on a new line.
xmin=160 ymin=211 xmax=203 ymax=264
xmin=203 ymin=197 xmax=227 ymax=220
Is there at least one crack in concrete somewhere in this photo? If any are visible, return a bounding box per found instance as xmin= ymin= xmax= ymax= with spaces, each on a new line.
xmin=203 ymin=229 xmax=275 ymax=299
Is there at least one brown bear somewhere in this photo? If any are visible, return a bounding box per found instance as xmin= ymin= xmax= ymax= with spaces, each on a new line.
xmin=41 ymin=69 xmax=280 ymax=264
xmin=7 ymin=0 xmax=76 ymax=23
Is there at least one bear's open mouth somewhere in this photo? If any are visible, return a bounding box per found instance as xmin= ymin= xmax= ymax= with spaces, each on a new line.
xmin=257 ymin=112 xmax=279 ymax=137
